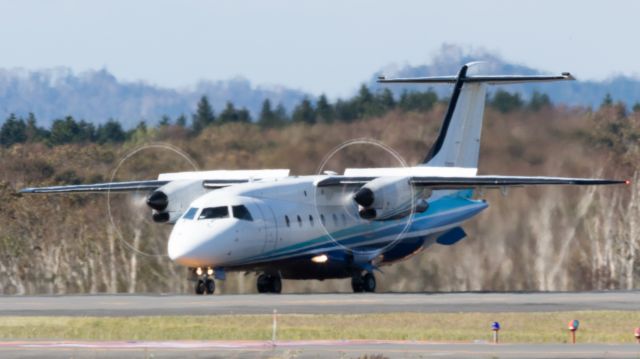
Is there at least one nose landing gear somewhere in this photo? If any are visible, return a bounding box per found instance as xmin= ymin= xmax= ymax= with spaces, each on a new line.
xmin=257 ymin=274 xmax=282 ymax=293
xmin=351 ymin=272 xmax=376 ymax=293
xmin=195 ymin=278 xmax=215 ymax=295
xmin=192 ymin=267 xmax=216 ymax=295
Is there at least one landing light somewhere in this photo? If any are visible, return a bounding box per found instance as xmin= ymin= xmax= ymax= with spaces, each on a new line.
xmin=195 ymin=267 xmax=203 ymax=276
xmin=207 ymin=268 xmax=214 ymax=276
xmin=311 ymin=254 xmax=328 ymax=263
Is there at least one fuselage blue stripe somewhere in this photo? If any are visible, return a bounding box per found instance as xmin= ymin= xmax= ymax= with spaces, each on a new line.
xmin=234 ymin=191 xmax=487 ymax=265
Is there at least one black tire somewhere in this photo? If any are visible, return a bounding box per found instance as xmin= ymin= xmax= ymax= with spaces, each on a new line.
xmin=205 ymin=279 xmax=215 ymax=295
xmin=270 ymin=276 xmax=282 ymax=294
xmin=351 ymin=276 xmax=364 ymax=293
xmin=257 ymin=274 xmax=270 ymax=293
xmin=363 ymin=273 xmax=376 ymax=292
xmin=195 ymin=280 xmax=206 ymax=295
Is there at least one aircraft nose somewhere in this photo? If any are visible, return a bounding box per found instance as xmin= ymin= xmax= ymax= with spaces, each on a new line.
xmin=167 ymin=227 xmax=211 ymax=267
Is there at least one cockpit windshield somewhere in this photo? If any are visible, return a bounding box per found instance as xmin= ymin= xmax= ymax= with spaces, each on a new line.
xmin=232 ymin=205 xmax=253 ymax=221
xmin=198 ymin=206 xmax=229 ymax=220
xmin=182 ymin=207 xmax=198 ymax=220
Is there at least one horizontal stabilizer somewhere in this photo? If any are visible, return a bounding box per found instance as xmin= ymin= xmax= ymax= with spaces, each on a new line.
xmin=378 ymin=73 xmax=574 ymax=85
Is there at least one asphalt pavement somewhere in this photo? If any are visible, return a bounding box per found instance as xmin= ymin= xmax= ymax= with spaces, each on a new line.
xmin=0 ymin=291 xmax=638 ymax=316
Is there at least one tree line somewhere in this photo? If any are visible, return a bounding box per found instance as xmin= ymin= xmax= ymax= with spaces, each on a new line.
xmin=0 ymin=84 xmax=604 ymax=148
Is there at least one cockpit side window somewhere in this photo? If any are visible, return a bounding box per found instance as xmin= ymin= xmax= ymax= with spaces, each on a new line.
xmin=232 ymin=205 xmax=253 ymax=221
xmin=198 ymin=206 xmax=229 ymax=220
xmin=182 ymin=207 xmax=198 ymax=220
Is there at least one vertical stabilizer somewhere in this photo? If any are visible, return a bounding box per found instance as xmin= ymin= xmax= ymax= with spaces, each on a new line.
xmin=423 ymin=65 xmax=486 ymax=168
xmin=378 ymin=64 xmax=574 ymax=170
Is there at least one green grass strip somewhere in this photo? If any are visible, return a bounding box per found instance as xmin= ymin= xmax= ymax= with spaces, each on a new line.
xmin=1 ymin=311 xmax=639 ymax=343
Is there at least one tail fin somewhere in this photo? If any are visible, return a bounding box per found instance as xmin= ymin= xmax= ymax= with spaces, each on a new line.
xmin=378 ymin=64 xmax=574 ymax=169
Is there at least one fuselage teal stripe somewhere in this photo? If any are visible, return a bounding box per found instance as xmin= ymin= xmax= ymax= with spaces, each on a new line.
xmin=236 ymin=191 xmax=486 ymax=265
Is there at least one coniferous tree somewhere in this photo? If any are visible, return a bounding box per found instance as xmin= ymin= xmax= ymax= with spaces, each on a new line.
xmin=159 ymin=115 xmax=171 ymax=127
xmin=356 ymin=85 xmax=376 ymax=118
xmin=175 ymin=114 xmax=187 ymax=127
xmin=633 ymin=102 xmax=640 ymax=113
xmin=398 ymin=90 xmax=438 ymax=112
xmin=96 ymin=119 xmax=126 ymax=144
xmin=0 ymin=114 xmax=27 ymax=147
xmin=292 ymin=98 xmax=316 ymax=124
xmin=192 ymin=96 xmax=216 ymax=133
xmin=601 ymin=93 xmax=614 ymax=108
xmin=316 ymin=94 xmax=334 ymax=123
xmin=528 ymin=91 xmax=552 ymax=111
xmin=377 ymin=88 xmax=396 ymax=112
xmin=273 ymin=103 xmax=289 ymax=124
xmin=218 ymin=102 xmax=240 ymax=123
xmin=258 ymin=99 xmax=284 ymax=128
xmin=77 ymin=120 xmax=96 ymax=142
xmin=25 ymin=113 xmax=49 ymax=142
xmin=334 ymin=99 xmax=357 ymax=122
xmin=490 ymin=90 xmax=523 ymax=113
xmin=49 ymin=116 xmax=95 ymax=145
xmin=237 ymin=107 xmax=252 ymax=123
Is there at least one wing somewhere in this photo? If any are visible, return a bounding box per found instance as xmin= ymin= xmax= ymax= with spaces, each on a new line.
xmin=20 ymin=169 xmax=292 ymax=194
xmin=19 ymin=180 xmax=170 ymax=193
xmin=316 ymin=175 xmax=628 ymax=188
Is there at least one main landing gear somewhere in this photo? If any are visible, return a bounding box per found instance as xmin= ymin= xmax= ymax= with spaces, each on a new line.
xmin=193 ymin=267 xmax=215 ymax=295
xmin=351 ymin=272 xmax=376 ymax=293
xmin=257 ymin=274 xmax=282 ymax=293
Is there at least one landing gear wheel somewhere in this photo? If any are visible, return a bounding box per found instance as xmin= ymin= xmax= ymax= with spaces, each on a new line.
xmin=205 ymin=278 xmax=215 ymax=295
xmin=351 ymin=275 xmax=364 ymax=293
xmin=257 ymin=274 xmax=270 ymax=293
xmin=195 ymin=279 xmax=206 ymax=295
xmin=257 ymin=274 xmax=282 ymax=294
xmin=271 ymin=276 xmax=282 ymax=294
xmin=363 ymin=273 xmax=376 ymax=292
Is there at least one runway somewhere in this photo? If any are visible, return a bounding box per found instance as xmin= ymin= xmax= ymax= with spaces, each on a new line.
xmin=1 ymin=340 xmax=640 ymax=358
xmin=1 ymin=291 xmax=639 ymax=316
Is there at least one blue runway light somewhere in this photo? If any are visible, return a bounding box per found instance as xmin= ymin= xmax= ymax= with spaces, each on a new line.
xmin=491 ymin=321 xmax=500 ymax=344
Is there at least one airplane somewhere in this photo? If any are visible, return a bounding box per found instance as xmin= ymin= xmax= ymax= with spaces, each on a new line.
xmin=20 ymin=63 xmax=628 ymax=295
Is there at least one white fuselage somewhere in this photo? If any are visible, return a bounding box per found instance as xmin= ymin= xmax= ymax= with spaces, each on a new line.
xmin=167 ymin=175 xmax=488 ymax=274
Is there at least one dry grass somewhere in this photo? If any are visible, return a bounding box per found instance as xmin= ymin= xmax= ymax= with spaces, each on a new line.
xmin=1 ymin=311 xmax=639 ymax=343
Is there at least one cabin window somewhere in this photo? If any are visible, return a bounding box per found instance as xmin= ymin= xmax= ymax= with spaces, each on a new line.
xmin=183 ymin=207 xmax=198 ymax=220
xmin=341 ymin=213 xmax=347 ymax=225
xmin=232 ymin=205 xmax=253 ymax=221
xmin=198 ymin=206 xmax=229 ymax=220
xmin=297 ymin=215 xmax=302 ymax=227
xmin=309 ymin=215 xmax=314 ymax=226
xmin=332 ymin=213 xmax=338 ymax=226
xmin=320 ymin=214 xmax=326 ymax=225
xmin=285 ymin=215 xmax=290 ymax=227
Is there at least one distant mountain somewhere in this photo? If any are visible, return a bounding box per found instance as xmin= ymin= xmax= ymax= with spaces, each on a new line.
xmin=370 ymin=44 xmax=640 ymax=109
xmin=0 ymin=68 xmax=308 ymax=128
xmin=1 ymin=44 xmax=639 ymax=128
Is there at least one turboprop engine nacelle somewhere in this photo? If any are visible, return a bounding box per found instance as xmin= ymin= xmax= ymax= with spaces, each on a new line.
xmin=353 ymin=176 xmax=429 ymax=221
xmin=146 ymin=180 xmax=207 ymax=223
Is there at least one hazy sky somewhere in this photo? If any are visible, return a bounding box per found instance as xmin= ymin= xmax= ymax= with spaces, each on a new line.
xmin=0 ymin=0 xmax=637 ymax=97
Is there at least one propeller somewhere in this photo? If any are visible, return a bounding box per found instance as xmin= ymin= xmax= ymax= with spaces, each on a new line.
xmin=313 ymin=138 xmax=415 ymax=256
xmin=106 ymin=143 xmax=199 ymax=257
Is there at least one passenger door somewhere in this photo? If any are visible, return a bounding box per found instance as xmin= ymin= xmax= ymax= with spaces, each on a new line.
xmin=256 ymin=202 xmax=278 ymax=253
